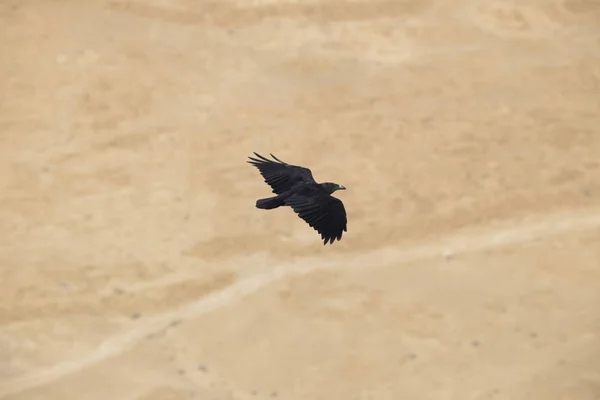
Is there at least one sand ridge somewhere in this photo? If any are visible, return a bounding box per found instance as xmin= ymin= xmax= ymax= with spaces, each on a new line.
xmin=2 ymin=207 xmax=600 ymax=398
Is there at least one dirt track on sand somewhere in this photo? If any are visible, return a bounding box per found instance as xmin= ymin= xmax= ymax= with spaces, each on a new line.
xmin=1 ymin=1 xmax=600 ymax=399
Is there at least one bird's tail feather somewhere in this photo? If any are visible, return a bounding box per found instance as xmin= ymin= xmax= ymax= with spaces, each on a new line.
xmin=256 ymin=196 xmax=283 ymax=210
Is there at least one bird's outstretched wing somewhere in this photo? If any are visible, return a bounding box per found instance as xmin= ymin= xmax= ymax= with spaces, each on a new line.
xmin=247 ymin=152 xmax=317 ymax=194
xmin=284 ymin=193 xmax=347 ymax=245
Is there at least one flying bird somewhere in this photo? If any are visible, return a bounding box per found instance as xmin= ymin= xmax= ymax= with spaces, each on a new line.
xmin=248 ymin=152 xmax=347 ymax=245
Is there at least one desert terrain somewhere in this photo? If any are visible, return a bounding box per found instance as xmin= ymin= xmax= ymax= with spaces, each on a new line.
xmin=1 ymin=0 xmax=600 ymax=399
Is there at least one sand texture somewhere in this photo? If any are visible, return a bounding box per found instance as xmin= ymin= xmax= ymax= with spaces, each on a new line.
xmin=1 ymin=0 xmax=600 ymax=399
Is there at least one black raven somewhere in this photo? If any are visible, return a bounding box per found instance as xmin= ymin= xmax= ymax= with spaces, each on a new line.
xmin=248 ymin=152 xmax=347 ymax=245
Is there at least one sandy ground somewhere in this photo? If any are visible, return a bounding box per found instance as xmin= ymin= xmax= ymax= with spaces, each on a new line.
xmin=1 ymin=0 xmax=600 ymax=399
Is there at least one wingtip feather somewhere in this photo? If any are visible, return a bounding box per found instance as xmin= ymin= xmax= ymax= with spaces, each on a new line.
xmin=270 ymin=153 xmax=286 ymax=164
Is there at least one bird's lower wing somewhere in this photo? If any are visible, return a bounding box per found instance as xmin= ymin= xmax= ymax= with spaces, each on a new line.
xmin=285 ymin=194 xmax=347 ymax=245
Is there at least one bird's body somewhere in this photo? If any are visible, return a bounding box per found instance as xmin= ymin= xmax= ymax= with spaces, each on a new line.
xmin=248 ymin=153 xmax=347 ymax=245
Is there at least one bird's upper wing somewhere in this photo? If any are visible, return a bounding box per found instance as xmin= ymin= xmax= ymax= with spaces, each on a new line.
xmin=247 ymin=152 xmax=317 ymax=194
xmin=284 ymin=192 xmax=347 ymax=245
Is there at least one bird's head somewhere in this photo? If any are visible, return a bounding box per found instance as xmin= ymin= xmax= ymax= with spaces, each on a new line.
xmin=321 ymin=182 xmax=346 ymax=194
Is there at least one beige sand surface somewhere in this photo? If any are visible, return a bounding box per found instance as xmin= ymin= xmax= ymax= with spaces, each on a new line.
xmin=1 ymin=0 xmax=600 ymax=399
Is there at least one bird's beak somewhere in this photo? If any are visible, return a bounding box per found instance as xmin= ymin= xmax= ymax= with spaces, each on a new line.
xmin=339 ymin=185 xmax=346 ymax=190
